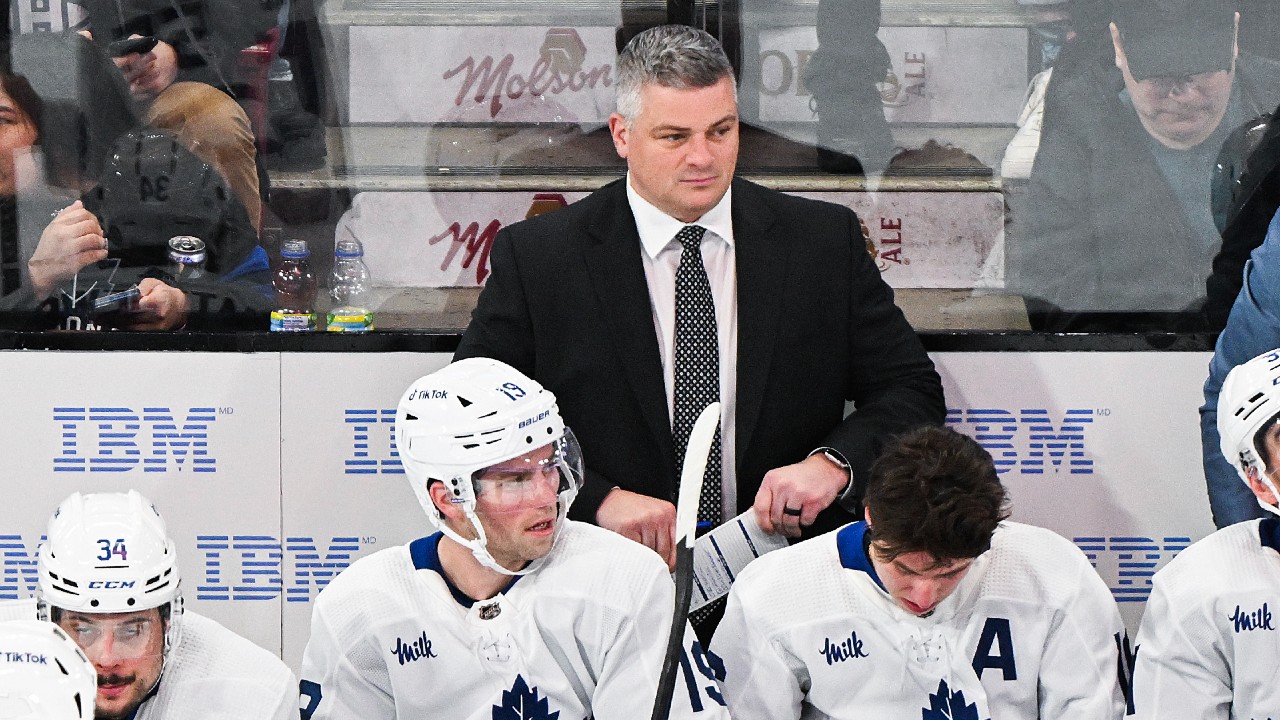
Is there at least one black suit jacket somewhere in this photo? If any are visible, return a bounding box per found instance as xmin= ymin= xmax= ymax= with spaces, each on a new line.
xmin=456 ymin=177 xmax=944 ymax=538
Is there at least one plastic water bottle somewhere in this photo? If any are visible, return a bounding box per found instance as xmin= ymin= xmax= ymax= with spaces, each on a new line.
xmin=270 ymin=239 xmax=317 ymax=331
xmin=327 ymin=238 xmax=374 ymax=332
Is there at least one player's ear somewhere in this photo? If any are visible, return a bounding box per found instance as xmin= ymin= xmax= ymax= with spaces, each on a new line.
xmin=863 ymin=505 xmax=874 ymax=529
xmin=1246 ymin=467 xmax=1280 ymax=507
xmin=427 ymin=480 xmax=461 ymax=521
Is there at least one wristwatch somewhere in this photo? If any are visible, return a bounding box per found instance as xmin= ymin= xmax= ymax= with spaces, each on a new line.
xmin=811 ymin=447 xmax=854 ymax=496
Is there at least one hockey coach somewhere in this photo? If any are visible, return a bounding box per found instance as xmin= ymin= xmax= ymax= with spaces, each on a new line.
xmin=455 ymin=24 xmax=944 ymax=638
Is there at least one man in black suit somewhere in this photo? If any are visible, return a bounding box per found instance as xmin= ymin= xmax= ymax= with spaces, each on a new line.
xmin=456 ymin=26 xmax=943 ymax=582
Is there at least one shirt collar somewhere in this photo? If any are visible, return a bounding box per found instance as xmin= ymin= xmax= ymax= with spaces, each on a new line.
xmin=626 ymin=174 xmax=734 ymax=260
xmin=409 ymin=532 xmax=520 ymax=607
xmin=1260 ymin=517 xmax=1280 ymax=554
xmin=836 ymin=521 xmax=885 ymax=591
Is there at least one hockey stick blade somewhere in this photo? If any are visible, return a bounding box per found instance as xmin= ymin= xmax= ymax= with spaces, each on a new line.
xmin=651 ymin=401 xmax=720 ymax=720
xmin=674 ymin=402 xmax=720 ymax=548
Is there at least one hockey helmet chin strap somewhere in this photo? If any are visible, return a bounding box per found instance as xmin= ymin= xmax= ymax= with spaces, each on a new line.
xmin=436 ymin=492 xmax=570 ymax=578
xmin=1253 ymin=466 xmax=1280 ymax=518
xmin=1241 ymin=439 xmax=1280 ymax=517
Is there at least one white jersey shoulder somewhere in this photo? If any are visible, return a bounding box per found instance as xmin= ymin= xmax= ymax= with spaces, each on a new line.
xmin=137 ymin=611 xmax=298 ymax=720
xmin=1134 ymin=518 xmax=1280 ymax=719
xmin=1143 ymin=518 xmax=1274 ymax=604
xmin=301 ymin=520 xmax=729 ymax=720
xmin=714 ymin=520 xmax=1125 ymax=720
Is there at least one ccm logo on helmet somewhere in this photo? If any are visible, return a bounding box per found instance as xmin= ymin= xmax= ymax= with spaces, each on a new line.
xmin=518 ymin=411 xmax=550 ymax=429
xmin=87 ymin=581 xmax=136 ymax=589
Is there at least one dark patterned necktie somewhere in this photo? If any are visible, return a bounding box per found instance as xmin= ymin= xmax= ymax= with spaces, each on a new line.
xmin=672 ymin=225 xmax=722 ymax=531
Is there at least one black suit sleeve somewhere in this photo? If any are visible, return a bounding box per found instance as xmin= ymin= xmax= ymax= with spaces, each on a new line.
xmin=822 ymin=207 xmax=946 ymax=509
xmin=454 ymin=227 xmax=536 ymax=372
xmin=455 ymin=225 xmax=618 ymax=521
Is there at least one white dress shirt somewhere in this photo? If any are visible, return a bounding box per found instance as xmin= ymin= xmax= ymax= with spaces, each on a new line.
xmin=627 ymin=177 xmax=739 ymax=520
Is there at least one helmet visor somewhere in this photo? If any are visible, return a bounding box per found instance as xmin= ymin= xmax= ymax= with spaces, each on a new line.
xmin=471 ymin=429 xmax=584 ymax=513
xmin=58 ymin=613 xmax=163 ymax=663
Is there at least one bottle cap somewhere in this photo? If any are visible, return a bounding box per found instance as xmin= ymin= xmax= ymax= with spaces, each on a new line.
xmin=334 ymin=238 xmax=364 ymax=258
xmin=281 ymin=239 xmax=311 ymax=259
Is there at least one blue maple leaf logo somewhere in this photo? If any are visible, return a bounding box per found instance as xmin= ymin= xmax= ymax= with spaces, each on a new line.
xmin=921 ymin=679 xmax=987 ymax=720
xmin=492 ymin=675 xmax=561 ymax=720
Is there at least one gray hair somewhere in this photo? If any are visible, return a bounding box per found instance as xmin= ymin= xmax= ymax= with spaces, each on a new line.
xmin=614 ymin=25 xmax=736 ymax=125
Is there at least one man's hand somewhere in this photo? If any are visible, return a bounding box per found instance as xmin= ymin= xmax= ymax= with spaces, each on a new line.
xmin=595 ymin=487 xmax=677 ymax=570
xmin=754 ymin=454 xmax=849 ymax=538
xmin=115 ymin=37 xmax=179 ymax=100
xmin=28 ymin=201 xmax=108 ymax=300
xmin=125 ymin=278 xmax=188 ymax=330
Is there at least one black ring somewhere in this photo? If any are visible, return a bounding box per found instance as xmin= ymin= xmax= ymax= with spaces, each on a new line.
xmin=782 ymin=506 xmax=803 ymax=517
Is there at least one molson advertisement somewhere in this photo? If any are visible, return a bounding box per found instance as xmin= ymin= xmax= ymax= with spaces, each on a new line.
xmin=336 ymin=189 xmax=1004 ymax=289
xmin=349 ymin=26 xmax=618 ymax=123
xmin=753 ymin=25 xmax=1028 ymax=125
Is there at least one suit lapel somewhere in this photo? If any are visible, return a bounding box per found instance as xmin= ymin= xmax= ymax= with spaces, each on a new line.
xmin=732 ymin=180 xmax=786 ymax=472
xmin=584 ymin=182 xmax=677 ymax=482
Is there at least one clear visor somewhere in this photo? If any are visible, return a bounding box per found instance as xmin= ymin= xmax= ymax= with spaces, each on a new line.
xmin=59 ymin=614 xmax=162 ymax=662
xmin=469 ymin=428 xmax=584 ymax=514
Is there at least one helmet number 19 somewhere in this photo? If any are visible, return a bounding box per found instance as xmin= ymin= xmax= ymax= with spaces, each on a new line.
xmin=497 ymin=382 xmax=526 ymax=401
xmin=96 ymin=538 xmax=128 ymax=562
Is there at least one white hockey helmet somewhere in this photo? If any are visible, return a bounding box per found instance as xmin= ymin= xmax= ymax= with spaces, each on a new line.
xmin=36 ymin=491 xmax=184 ymax=658
xmin=0 ymin=620 xmax=95 ymax=720
xmin=1219 ymin=348 xmax=1280 ymax=515
xmin=395 ymin=358 xmax=584 ymax=575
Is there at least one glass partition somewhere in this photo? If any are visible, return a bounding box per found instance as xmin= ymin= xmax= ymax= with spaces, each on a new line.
xmin=2 ymin=0 xmax=1274 ymax=334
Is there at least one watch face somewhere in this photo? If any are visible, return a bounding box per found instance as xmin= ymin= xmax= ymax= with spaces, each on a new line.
xmin=823 ymin=450 xmax=849 ymax=470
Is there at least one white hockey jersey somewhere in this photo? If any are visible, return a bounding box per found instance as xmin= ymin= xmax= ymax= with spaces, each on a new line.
xmin=137 ymin=611 xmax=298 ymax=720
xmin=1134 ymin=517 xmax=1280 ymax=719
xmin=299 ymin=521 xmax=730 ymax=720
xmin=712 ymin=521 xmax=1127 ymax=720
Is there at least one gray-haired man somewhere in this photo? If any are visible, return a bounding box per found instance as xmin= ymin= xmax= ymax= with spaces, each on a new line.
xmin=456 ymin=24 xmax=944 ymax=638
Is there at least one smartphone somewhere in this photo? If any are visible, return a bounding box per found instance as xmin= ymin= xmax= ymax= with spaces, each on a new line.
xmin=109 ymin=35 xmax=158 ymax=57
xmin=93 ymin=286 xmax=141 ymax=313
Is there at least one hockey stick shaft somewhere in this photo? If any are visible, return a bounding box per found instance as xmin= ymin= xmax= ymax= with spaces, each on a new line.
xmin=651 ymin=401 xmax=720 ymax=720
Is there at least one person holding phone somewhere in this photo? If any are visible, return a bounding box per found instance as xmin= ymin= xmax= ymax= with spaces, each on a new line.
xmin=71 ymin=0 xmax=283 ymax=232
xmin=0 ymin=33 xmax=270 ymax=331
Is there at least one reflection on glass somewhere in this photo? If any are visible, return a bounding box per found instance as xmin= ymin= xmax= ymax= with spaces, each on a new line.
xmin=1017 ymin=0 xmax=1279 ymax=332
xmin=5 ymin=1 xmax=1280 ymax=334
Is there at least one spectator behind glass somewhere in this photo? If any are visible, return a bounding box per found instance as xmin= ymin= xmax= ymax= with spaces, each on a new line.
xmin=0 ymin=33 xmax=269 ymax=330
xmin=73 ymin=0 xmax=282 ymax=232
xmin=803 ymin=0 xmax=894 ymax=176
xmin=1204 ymin=102 xmax=1280 ymax=329
xmin=1014 ymin=0 xmax=1280 ymax=332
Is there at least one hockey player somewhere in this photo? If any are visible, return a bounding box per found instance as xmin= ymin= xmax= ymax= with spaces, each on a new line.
xmin=1133 ymin=347 xmax=1280 ymax=717
xmin=36 ymin=491 xmax=297 ymax=720
xmin=0 ymin=619 xmax=97 ymax=719
xmin=298 ymin=357 xmax=730 ymax=719
xmin=712 ymin=425 xmax=1128 ymax=719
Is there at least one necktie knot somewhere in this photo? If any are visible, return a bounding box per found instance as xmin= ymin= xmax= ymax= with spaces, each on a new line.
xmin=675 ymin=225 xmax=707 ymax=251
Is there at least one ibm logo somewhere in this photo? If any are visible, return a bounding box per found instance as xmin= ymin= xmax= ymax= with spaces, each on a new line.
xmin=198 ymin=535 xmax=368 ymax=602
xmin=0 ymin=534 xmax=370 ymax=602
xmin=345 ymin=409 xmax=402 ymax=475
xmin=1074 ymin=536 xmax=1192 ymax=603
xmin=0 ymin=535 xmax=41 ymax=599
xmin=54 ymin=407 xmax=220 ymax=473
xmin=946 ymin=408 xmax=1098 ymax=475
